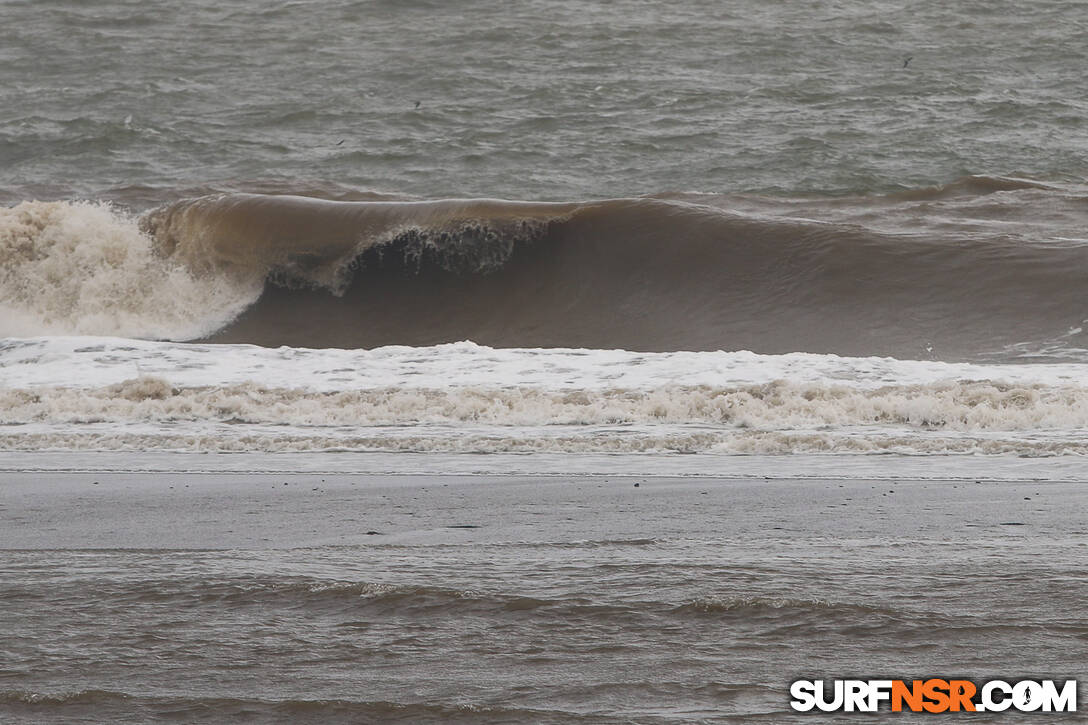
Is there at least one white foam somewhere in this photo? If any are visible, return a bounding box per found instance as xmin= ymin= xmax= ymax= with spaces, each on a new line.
xmin=0 ymin=201 xmax=261 ymax=340
xmin=2 ymin=424 xmax=1086 ymax=457
xmin=2 ymin=336 xmax=1085 ymax=391
xmin=2 ymin=377 xmax=1087 ymax=430
xmin=2 ymin=336 xmax=1088 ymax=456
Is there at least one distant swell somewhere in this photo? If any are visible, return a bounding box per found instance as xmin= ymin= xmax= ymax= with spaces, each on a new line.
xmin=4 ymin=176 xmax=1088 ymax=359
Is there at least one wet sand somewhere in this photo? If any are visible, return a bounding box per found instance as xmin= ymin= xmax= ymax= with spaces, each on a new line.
xmin=1 ymin=472 xmax=1082 ymax=551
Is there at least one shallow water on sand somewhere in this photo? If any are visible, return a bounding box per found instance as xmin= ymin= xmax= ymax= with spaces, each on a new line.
xmin=1 ymin=470 xmax=1085 ymax=723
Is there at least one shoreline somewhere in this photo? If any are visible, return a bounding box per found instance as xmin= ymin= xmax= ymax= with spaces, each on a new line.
xmin=2 ymin=450 xmax=1087 ymax=482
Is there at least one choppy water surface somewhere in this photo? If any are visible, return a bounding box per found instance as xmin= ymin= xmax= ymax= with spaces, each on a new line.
xmin=2 ymin=473 xmax=1086 ymax=724
xmin=3 ymin=0 xmax=1088 ymax=200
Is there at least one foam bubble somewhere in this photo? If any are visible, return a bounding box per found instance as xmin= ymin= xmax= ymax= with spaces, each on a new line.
xmin=0 ymin=201 xmax=261 ymax=339
xmin=3 ymin=378 xmax=1087 ymax=429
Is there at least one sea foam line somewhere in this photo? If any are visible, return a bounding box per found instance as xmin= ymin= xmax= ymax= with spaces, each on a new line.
xmin=3 ymin=336 xmax=1086 ymax=391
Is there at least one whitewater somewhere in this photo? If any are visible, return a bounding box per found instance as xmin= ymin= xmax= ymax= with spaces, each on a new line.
xmin=2 ymin=335 xmax=1088 ymax=457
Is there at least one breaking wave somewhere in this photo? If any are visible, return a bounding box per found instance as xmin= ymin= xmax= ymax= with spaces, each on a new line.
xmin=0 ymin=200 xmax=260 ymax=340
xmin=3 ymin=176 xmax=1088 ymax=360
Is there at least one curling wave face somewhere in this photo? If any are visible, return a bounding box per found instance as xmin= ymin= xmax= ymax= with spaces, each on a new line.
xmin=3 ymin=176 xmax=1088 ymax=360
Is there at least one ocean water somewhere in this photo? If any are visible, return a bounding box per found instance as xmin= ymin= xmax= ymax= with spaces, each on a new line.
xmin=2 ymin=0 xmax=1088 ymax=721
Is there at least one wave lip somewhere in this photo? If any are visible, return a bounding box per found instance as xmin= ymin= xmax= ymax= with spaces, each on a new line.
xmin=139 ymin=192 xmax=577 ymax=294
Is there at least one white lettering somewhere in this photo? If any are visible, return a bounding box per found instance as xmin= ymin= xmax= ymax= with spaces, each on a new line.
xmin=789 ymin=680 xmax=816 ymax=712
xmin=982 ymin=680 xmax=1012 ymax=712
xmin=1014 ymin=680 xmax=1044 ymax=712
xmin=867 ymin=680 xmax=893 ymax=711
xmin=815 ymin=680 xmax=844 ymax=712
xmin=1040 ymin=680 xmax=1077 ymax=712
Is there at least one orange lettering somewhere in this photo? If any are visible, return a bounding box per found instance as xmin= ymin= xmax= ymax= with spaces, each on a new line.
xmin=948 ymin=680 xmax=977 ymax=712
xmin=922 ymin=679 xmax=951 ymax=713
xmin=892 ymin=680 xmax=924 ymax=712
